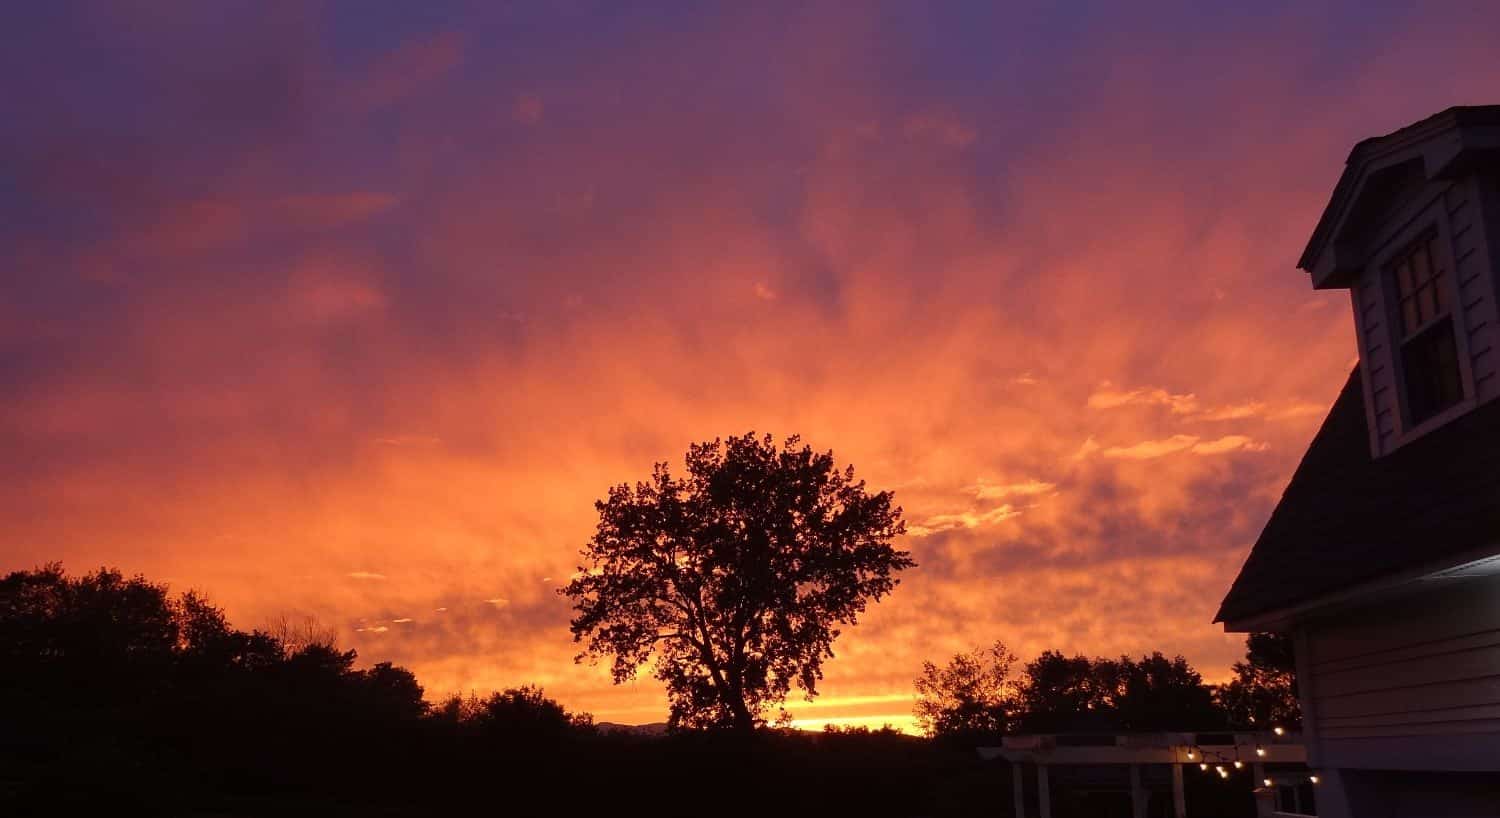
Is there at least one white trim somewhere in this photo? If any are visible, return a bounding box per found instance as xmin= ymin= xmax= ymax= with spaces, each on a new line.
xmin=1378 ymin=204 xmax=1476 ymax=446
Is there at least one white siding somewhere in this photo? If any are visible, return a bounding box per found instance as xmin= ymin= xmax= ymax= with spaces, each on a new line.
xmin=1299 ymin=577 xmax=1500 ymax=772
xmin=1447 ymin=178 xmax=1500 ymax=402
xmin=1351 ymin=277 xmax=1398 ymax=454
xmin=1349 ymin=173 xmax=1500 ymax=457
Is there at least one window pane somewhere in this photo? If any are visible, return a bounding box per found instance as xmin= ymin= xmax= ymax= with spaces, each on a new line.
xmin=1433 ymin=271 xmax=1449 ymax=314
xmin=1412 ymin=241 xmax=1430 ymax=285
xmin=1402 ymin=297 xmax=1418 ymax=334
xmin=1403 ymin=318 xmax=1463 ymax=425
xmin=1396 ymin=259 xmax=1414 ymax=295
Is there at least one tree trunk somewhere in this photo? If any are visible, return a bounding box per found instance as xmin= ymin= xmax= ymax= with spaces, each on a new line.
xmin=729 ymin=697 xmax=755 ymax=733
xmin=723 ymin=675 xmax=755 ymax=733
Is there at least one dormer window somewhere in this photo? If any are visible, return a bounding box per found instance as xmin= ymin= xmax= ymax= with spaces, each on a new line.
xmin=1391 ymin=229 xmax=1463 ymax=426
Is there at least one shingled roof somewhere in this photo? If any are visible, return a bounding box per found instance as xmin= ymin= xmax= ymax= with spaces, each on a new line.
xmin=1215 ymin=368 xmax=1500 ymax=625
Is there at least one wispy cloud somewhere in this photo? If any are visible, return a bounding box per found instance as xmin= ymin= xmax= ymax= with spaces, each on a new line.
xmin=1073 ymin=437 xmax=1102 ymax=460
xmin=1088 ymin=384 xmax=1199 ymax=414
xmin=1101 ymin=435 xmax=1200 ymax=459
xmin=971 ymin=479 xmax=1056 ymax=500
xmin=1189 ymin=435 xmax=1270 ymax=455
xmin=1192 ymin=402 xmax=1266 ymax=421
xmin=372 ymin=436 xmax=443 ymax=447
xmin=1091 ymin=384 xmax=1326 ymax=425
xmin=1102 ymin=434 xmax=1268 ymax=460
xmin=909 ymin=504 xmax=1022 ymax=537
xmin=1270 ymin=402 xmax=1327 ymax=420
xmin=347 ymin=571 xmax=387 ymax=581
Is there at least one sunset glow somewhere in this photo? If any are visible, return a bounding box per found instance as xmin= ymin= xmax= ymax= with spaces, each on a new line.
xmin=5 ymin=2 xmax=1499 ymax=730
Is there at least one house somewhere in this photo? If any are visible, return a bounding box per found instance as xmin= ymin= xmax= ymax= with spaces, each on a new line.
xmin=1216 ymin=106 xmax=1500 ymax=817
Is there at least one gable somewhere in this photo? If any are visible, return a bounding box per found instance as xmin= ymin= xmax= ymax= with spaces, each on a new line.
xmin=1300 ymin=106 xmax=1500 ymax=289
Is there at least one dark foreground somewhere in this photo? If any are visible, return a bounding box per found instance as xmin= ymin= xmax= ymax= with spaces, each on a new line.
xmin=1 ymin=565 xmax=1258 ymax=816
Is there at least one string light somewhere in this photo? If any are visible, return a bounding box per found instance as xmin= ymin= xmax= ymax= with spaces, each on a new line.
xmin=1263 ymin=778 xmax=1273 ymax=788
xmin=1310 ymin=775 xmax=1320 ymax=785
xmin=1273 ymin=726 xmax=1286 ymax=736
xmin=1217 ymin=767 xmax=1229 ymax=780
xmin=1186 ymin=749 xmax=1196 ymax=760
xmin=1255 ymin=745 xmax=1266 ymax=757
xmin=1234 ymin=760 xmax=1244 ymax=769
xmin=1199 ymin=763 xmax=1208 ymax=771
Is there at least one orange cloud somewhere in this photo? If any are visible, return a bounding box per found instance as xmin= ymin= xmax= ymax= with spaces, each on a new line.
xmin=971 ymin=479 xmax=1056 ymax=500
xmin=1101 ymin=434 xmax=1269 ymax=459
xmin=1088 ymin=385 xmax=1200 ymax=414
xmin=909 ymin=504 xmax=1023 ymax=537
xmin=7 ymin=2 xmax=1497 ymax=732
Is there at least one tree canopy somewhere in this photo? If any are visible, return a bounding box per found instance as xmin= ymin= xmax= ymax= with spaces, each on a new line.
xmin=913 ymin=641 xmax=1016 ymax=740
xmin=1215 ymin=632 xmax=1300 ymax=730
xmin=915 ymin=645 xmax=1229 ymax=738
xmin=562 ymin=433 xmax=913 ymax=731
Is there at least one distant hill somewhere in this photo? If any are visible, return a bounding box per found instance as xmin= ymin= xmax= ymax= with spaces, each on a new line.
xmin=595 ymin=721 xmax=669 ymax=736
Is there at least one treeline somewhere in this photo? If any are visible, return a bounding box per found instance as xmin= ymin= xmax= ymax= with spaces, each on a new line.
xmin=0 ymin=565 xmax=602 ymax=812
xmin=1 ymin=564 xmax=1291 ymax=817
xmin=0 ymin=565 xmax=982 ymax=816
xmin=913 ymin=638 xmax=1299 ymax=743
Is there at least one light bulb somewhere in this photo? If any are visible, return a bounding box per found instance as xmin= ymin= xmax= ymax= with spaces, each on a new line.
xmin=1218 ymin=768 xmax=1229 ymax=779
xmin=1263 ymin=778 xmax=1273 ymax=787
xmin=1186 ymin=750 xmax=1195 ymax=760
xmin=1199 ymin=763 xmax=1208 ymax=771
xmin=1234 ymin=760 xmax=1244 ymax=769
xmin=1255 ymin=746 xmax=1266 ymax=757
xmin=1310 ymin=775 xmax=1320 ymax=784
xmin=1273 ymin=726 xmax=1285 ymax=736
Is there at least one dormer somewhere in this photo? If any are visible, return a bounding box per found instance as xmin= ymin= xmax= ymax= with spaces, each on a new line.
xmin=1300 ymin=106 xmax=1500 ymax=457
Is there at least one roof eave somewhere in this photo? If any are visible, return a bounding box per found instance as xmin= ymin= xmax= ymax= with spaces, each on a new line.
xmin=1218 ymin=540 xmax=1500 ymax=632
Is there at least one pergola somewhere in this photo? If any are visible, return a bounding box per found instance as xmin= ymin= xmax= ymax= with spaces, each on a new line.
xmin=978 ymin=731 xmax=1308 ymax=818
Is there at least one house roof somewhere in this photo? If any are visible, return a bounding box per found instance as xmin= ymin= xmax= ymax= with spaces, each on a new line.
xmin=1297 ymin=105 xmax=1500 ymax=288
xmin=1215 ymin=369 xmax=1500 ymax=626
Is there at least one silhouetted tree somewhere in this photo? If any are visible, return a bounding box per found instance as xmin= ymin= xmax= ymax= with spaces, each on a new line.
xmin=1 ymin=563 xmax=181 ymax=716
xmin=265 ymin=613 xmax=339 ymax=657
xmin=1014 ymin=651 xmax=1108 ymax=731
xmin=562 ymin=433 xmax=913 ymax=732
xmin=1009 ymin=650 xmax=1225 ymax=732
xmin=1216 ymin=632 xmax=1300 ymax=730
xmin=0 ymin=564 xmax=431 ymax=780
xmin=1108 ymin=652 xmax=1224 ymax=731
xmin=361 ymin=662 xmax=428 ymax=721
xmin=471 ymin=685 xmax=592 ymax=736
xmin=913 ymin=641 xmax=1016 ymax=740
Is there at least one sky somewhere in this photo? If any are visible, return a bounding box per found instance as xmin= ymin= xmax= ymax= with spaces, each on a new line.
xmin=4 ymin=0 xmax=1499 ymax=731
